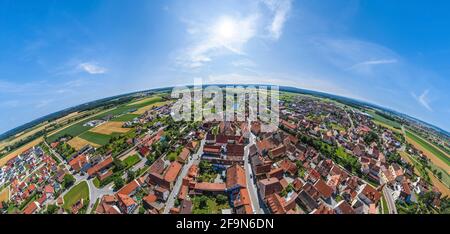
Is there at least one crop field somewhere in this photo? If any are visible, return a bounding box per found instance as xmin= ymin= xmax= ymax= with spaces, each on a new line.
xmin=367 ymin=110 xmax=402 ymax=129
xmin=373 ymin=120 xmax=402 ymax=133
xmin=111 ymin=114 xmax=140 ymax=122
xmin=132 ymin=101 xmax=170 ymax=115
xmin=47 ymin=95 xmax=163 ymax=143
xmin=428 ymin=171 xmax=450 ymax=197
xmin=0 ymin=187 xmax=9 ymax=202
xmin=126 ymin=96 xmax=163 ymax=106
xmin=405 ymin=130 xmax=450 ymax=168
xmin=63 ymin=181 xmax=89 ymax=211
xmin=90 ymin=121 xmax=131 ymax=135
xmin=68 ymin=137 xmax=101 ymax=151
xmin=79 ymin=131 xmax=117 ymax=146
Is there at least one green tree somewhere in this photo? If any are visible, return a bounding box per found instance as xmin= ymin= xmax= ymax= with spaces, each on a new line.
xmin=216 ymin=194 xmax=228 ymax=205
xmin=127 ymin=170 xmax=136 ymax=183
xmin=46 ymin=204 xmax=58 ymax=214
xmin=63 ymin=174 xmax=75 ymax=189
xmin=114 ymin=177 xmax=125 ymax=190
xmin=199 ymin=160 xmax=213 ymax=174
xmin=198 ymin=196 xmax=208 ymax=209
xmin=113 ymin=159 xmax=126 ymax=172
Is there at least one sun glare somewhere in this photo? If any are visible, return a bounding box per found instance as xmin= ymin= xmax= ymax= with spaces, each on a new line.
xmin=215 ymin=17 xmax=236 ymax=40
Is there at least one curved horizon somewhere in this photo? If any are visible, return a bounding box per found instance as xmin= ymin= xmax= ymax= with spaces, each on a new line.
xmin=1 ymin=1 xmax=449 ymax=136
xmin=2 ymin=83 xmax=448 ymax=138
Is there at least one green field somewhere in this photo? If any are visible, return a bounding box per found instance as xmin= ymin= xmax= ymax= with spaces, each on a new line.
xmin=63 ymin=181 xmax=89 ymax=211
xmin=367 ymin=110 xmax=401 ymax=129
xmin=381 ymin=195 xmax=389 ymax=214
xmin=192 ymin=195 xmax=230 ymax=214
xmin=47 ymin=96 xmax=163 ymax=143
xmin=112 ymin=114 xmax=140 ymax=122
xmin=79 ymin=131 xmax=117 ymax=146
xmin=124 ymin=154 xmax=141 ymax=167
xmin=406 ymin=130 xmax=450 ymax=166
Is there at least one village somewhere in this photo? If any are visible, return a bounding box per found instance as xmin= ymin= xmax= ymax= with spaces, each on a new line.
xmin=0 ymin=91 xmax=448 ymax=214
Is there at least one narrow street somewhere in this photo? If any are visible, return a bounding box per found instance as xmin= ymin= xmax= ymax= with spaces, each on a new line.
xmin=162 ymin=138 xmax=205 ymax=214
xmin=243 ymin=127 xmax=265 ymax=214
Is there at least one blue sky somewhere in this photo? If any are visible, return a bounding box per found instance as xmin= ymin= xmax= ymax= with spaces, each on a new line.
xmin=0 ymin=0 xmax=449 ymax=134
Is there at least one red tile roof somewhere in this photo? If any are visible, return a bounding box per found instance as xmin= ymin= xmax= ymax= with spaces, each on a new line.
xmin=314 ymin=179 xmax=333 ymax=199
xmin=226 ymin=144 xmax=245 ymax=157
xmin=164 ymin=161 xmax=183 ymax=183
xmin=194 ymin=182 xmax=226 ymax=192
xmin=44 ymin=185 xmax=54 ymax=194
xmin=178 ymin=147 xmax=190 ymax=162
xmin=69 ymin=154 xmax=87 ymax=172
xmin=360 ymin=184 xmax=381 ymax=204
xmin=203 ymin=145 xmax=221 ymax=155
xmin=23 ymin=201 xmax=38 ymax=214
xmin=117 ymin=179 xmax=140 ymax=196
xmin=226 ymin=164 xmax=246 ymax=189
xmin=117 ymin=193 xmax=137 ymax=207
xmin=87 ymin=156 xmax=113 ymax=176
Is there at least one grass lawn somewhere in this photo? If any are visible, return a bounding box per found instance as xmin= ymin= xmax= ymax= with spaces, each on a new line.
xmin=79 ymin=131 xmax=116 ymax=146
xmin=192 ymin=195 xmax=230 ymax=214
xmin=93 ymin=177 xmax=101 ymax=188
xmin=91 ymin=198 xmax=100 ymax=214
xmin=112 ymin=114 xmax=140 ymax=122
xmin=63 ymin=181 xmax=90 ymax=211
xmin=123 ymin=154 xmax=141 ymax=167
xmin=406 ymin=130 xmax=450 ymax=166
xmin=381 ymin=195 xmax=389 ymax=214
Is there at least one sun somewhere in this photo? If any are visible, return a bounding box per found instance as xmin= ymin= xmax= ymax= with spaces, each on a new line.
xmin=215 ymin=17 xmax=236 ymax=41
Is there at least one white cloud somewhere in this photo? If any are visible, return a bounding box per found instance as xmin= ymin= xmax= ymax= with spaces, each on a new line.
xmin=348 ymin=58 xmax=398 ymax=73
xmin=413 ymin=89 xmax=433 ymax=111
xmin=262 ymin=0 xmax=292 ymax=40
xmin=351 ymin=59 xmax=397 ymax=67
xmin=231 ymin=58 xmax=257 ymax=67
xmin=178 ymin=15 xmax=258 ymax=68
xmin=176 ymin=0 xmax=292 ymax=68
xmin=313 ymin=38 xmax=399 ymax=71
xmin=78 ymin=62 xmax=107 ymax=74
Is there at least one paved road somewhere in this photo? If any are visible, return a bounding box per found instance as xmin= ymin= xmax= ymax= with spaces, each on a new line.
xmin=381 ymin=181 xmax=398 ymax=214
xmin=243 ymin=127 xmax=264 ymax=214
xmin=44 ymin=141 xmax=70 ymax=170
xmin=86 ymin=178 xmax=114 ymax=213
xmin=163 ymin=138 xmax=205 ymax=214
xmin=345 ymin=109 xmax=355 ymax=130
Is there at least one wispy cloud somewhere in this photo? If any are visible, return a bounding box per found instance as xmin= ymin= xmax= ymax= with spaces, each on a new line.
xmin=351 ymin=58 xmax=397 ymax=67
xmin=262 ymin=0 xmax=292 ymax=40
xmin=177 ymin=15 xmax=258 ymax=68
xmin=176 ymin=0 xmax=292 ymax=69
xmin=78 ymin=62 xmax=107 ymax=74
xmin=412 ymin=89 xmax=433 ymax=111
xmin=231 ymin=58 xmax=257 ymax=67
xmin=313 ymin=38 xmax=399 ymax=72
